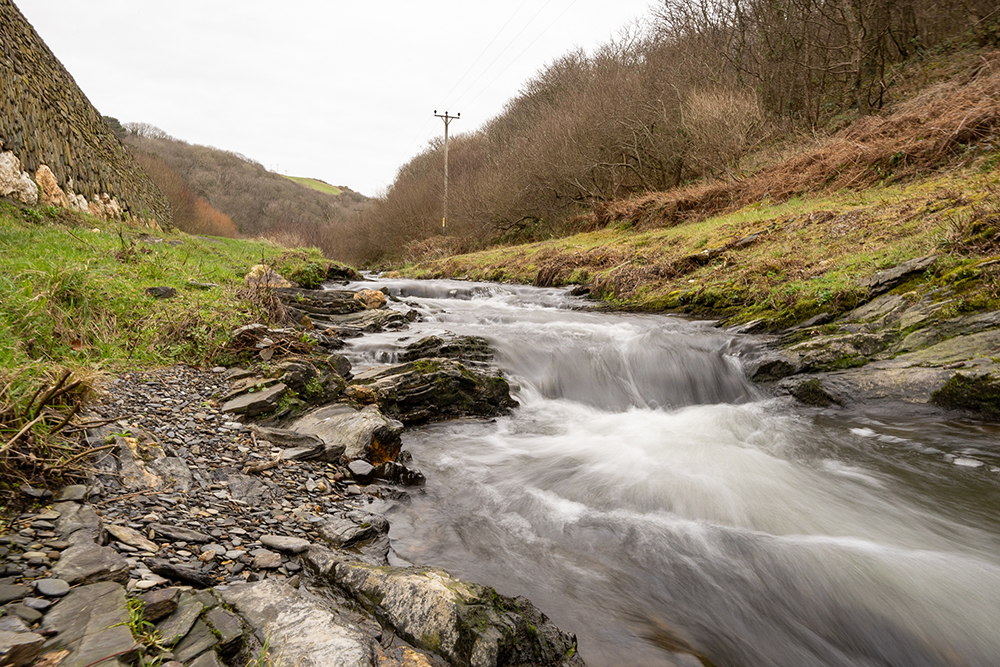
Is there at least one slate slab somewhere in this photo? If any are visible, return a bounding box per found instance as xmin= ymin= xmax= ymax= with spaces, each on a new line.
xmin=221 ymin=383 xmax=287 ymax=417
xmin=219 ymin=580 xmax=373 ymax=667
xmin=41 ymin=582 xmax=137 ymax=667
xmin=173 ymin=619 xmax=217 ymax=662
xmin=148 ymin=523 xmax=212 ymax=544
xmin=51 ymin=544 xmax=128 ymax=586
xmin=0 ymin=585 xmax=29 ymax=605
xmin=0 ymin=630 xmax=45 ymax=667
xmin=259 ymin=535 xmax=310 ymax=554
xmin=157 ymin=597 xmax=204 ymax=647
xmin=205 ymin=606 xmax=243 ymax=650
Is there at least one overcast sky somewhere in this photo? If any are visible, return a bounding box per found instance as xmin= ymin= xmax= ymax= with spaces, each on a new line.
xmin=14 ymin=0 xmax=655 ymax=196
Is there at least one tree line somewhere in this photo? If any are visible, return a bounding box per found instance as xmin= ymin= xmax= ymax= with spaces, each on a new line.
xmin=338 ymin=0 xmax=998 ymax=265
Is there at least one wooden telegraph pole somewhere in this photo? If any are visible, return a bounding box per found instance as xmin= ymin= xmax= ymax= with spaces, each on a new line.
xmin=434 ymin=110 xmax=459 ymax=236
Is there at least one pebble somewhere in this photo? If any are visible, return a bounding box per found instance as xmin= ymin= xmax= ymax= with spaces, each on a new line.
xmin=34 ymin=579 xmax=70 ymax=597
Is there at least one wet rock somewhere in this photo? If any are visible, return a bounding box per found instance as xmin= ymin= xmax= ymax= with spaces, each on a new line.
xmin=327 ymin=353 xmax=352 ymax=378
xmin=374 ymin=461 xmax=425 ymax=486
xmin=105 ymin=524 xmax=159 ymax=553
xmin=291 ymin=404 xmax=402 ymax=465
xmin=41 ymin=582 xmax=137 ymax=667
xmin=275 ymin=288 xmax=365 ymax=316
xmin=784 ymin=331 xmax=893 ymax=372
xmin=317 ymin=512 xmax=389 ymax=550
xmin=0 ymin=630 xmax=45 ymax=667
xmin=141 ymin=587 xmax=180 ymax=621
xmin=351 ymin=358 xmax=516 ymax=424
xmin=347 ymin=460 xmax=375 ymax=484
xmin=259 ymin=535 xmax=310 ymax=554
xmin=400 ymin=335 xmax=494 ymax=363
xmin=51 ymin=543 xmax=128 ymax=586
xmin=353 ymin=289 xmax=387 ymax=310
xmin=149 ymin=523 xmax=212 ymax=544
xmin=218 ymin=579 xmax=374 ymax=667
xmin=335 ymin=562 xmax=582 ymax=667
xmin=221 ymin=383 xmax=288 ymax=417
xmin=33 ymin=579 xmax=69 ymax=598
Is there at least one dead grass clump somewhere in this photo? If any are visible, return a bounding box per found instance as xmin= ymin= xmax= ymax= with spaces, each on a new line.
xmin=604 ymin=52 xmax=1000 ymax=230
xmin=0 ymin=366 xmax=104 ymax=509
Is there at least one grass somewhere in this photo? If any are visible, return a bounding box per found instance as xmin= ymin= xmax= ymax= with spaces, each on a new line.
xmin=407 ymin=163 xmax=1000 ymax=329
xmin=0 ymin=201 xmax=347 ymax=497
xmin=282 ymin=175 xmax=341 ymax=196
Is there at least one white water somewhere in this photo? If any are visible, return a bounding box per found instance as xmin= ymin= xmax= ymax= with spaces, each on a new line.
xmin=337 ymin=278 xmax=1000 ymax=667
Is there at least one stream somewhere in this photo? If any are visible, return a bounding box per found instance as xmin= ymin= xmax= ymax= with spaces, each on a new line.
xmin=335 ymin=277 xmax=1000 ymax=667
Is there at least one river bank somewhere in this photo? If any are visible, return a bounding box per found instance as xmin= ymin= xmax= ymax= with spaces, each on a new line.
xmin=0 ymin=284 xmax=584 ymax=667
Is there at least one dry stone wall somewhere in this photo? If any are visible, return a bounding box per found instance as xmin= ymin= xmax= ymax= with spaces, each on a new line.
xmin=0 ymin=0 xmax=171 ymax=225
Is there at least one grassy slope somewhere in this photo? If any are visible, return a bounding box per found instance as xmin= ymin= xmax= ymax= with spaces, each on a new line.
xmin=409 ymin=47 xmax=1000 ymax=329
xmin=283 ymin=175 xmax=342 ymax=196
xmin=0 ymin=203 xmax=329 ymax=373
xmin=410 ymin=163 xmax=1000 ymax=328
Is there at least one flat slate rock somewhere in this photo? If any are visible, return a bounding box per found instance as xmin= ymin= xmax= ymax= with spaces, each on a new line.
xmin=188 ymin=649 xmax=226 ymax=667
xmin=53 ymin=485 xmax=88 ymax=502
xmin=205 ymin=606 xmax=243 ymax=650
xmin=157 ymin=597 xmax=204 ymax=647
xmin=148 ymin=523 xmax=212 ymax=544
xmin=0 ymin=630 xmax=45 ymax=667
xmin=105 ymin=524 xmax=159 ymax=553
xmin=41 ymin=582 xmax=137 ymax=667
xmin=260 ymin=535 xmax=311 ymax=554
xmin=141 ymin=587 xmax=180 ymax=621
xmin=219 ymin=579 xmax=373 ymax=667
xmin=221 ymin=383 xmax=287 ymax=417
xmin=149 ymin=560 xmax=216 ymax=588
xmin=173 ymin=619 xmax=217 ymax=662
xmin=0 ymin=584 xmax=29 ymax=605
xmin=51 ymin=544 xmax=128 ymax=586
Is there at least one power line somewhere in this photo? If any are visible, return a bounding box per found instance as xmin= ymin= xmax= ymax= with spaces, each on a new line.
xmin=448 ymin=0 xmax=558 ymax=109
xmin=460 ymin=0 xmax=582 ymax=110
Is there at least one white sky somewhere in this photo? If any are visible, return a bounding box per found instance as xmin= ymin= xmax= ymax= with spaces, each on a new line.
xmin=14 ymin=0 xmax=655 ymax=196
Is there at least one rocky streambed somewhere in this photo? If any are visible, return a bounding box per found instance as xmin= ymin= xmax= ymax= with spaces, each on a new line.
xmin=0 ymin=287 xmax=581 ymax=667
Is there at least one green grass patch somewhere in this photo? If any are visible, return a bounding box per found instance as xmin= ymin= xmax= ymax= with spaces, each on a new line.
xmin=282 ymin=175 xmax=342 ymax=196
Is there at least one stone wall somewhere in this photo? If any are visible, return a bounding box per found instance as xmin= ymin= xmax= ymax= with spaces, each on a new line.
xmin=0 ymin=0 xmax=171 ymax=225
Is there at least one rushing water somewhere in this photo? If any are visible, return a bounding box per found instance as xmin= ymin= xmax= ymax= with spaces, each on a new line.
xmin=334 ymin=278 xmax=1000 ymax=667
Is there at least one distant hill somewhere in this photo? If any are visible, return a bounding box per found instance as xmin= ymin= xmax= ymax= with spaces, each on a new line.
xmin=122 ymin=128 xmax=369 ymax=254
xmin=282 ymin=175 xmax=342 ymax=196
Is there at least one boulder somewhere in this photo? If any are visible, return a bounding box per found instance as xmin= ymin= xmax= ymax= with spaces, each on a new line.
xmin=244 ymin=265 xmax=293 ymax=288
xmin=34 ymin=165 xmax=69 ymax=208
xmin=252 ymin=426 xmax=325 ymax=461
xmin=327 ymin=353 xmax=353 ymax=378
xmin=316 ymin=511 xmax=389 ymax=550
xmin=221 ymin=383 xmax=287 ymax=416
xmin=41 ymin=582 xmax=137 ymax=667
xmin=353 ymin=289 xmax=387 ymax=310
xmin=347 ymin=460 xmax=375 ymax=484
xmin=218 ymin=579 xmax=374 ymax=667
xmin=333 ymin=562 xmax=583 ymax=667
xmin=374 ymin=460 xmax=425 ymax=486
xmin=860 ymin=255 xmax=937 ymax=296
xmin=0 ymin=151 xmax=38 ymax=206
xmin=269 ymin=359 xmax=346 ymax=403
xmin=291 ymin=404 xmax=403 ymax=465
xmin=351 ymin=358 xmax=516 ymax=424
xmin=400 ymin=335 xmax=494 ymax=363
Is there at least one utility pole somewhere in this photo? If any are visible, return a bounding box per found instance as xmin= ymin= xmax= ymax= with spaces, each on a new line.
xmin=434 ymin=110 xmax=459 ymax=236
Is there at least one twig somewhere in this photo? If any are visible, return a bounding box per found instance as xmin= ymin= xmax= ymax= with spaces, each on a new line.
xmin=62 ymin=416 xmax=121 ymax=433
xmin=49 ymin=403 xmax=80 ymax=438
xmin=95 ymin=489 xmax=174 ymax=506
xmin=49 ymin=443 xmax=117 ymax=471
xmin=0 ymin=415 xmax=46 ymax=455
xmin=242 ymin=454 xmax=282 ymax=475
xmin=29 ymin=370 xmax=71 ymax=420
